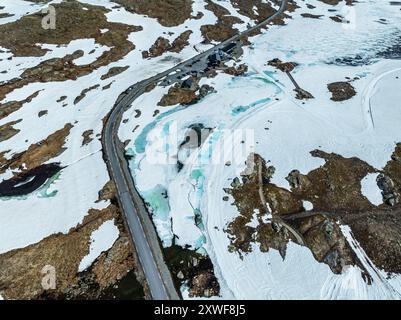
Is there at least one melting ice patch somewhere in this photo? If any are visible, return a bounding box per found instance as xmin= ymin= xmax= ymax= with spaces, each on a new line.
xmin=360 ymin=173 xmax=383 ymax=206
xmin=78 ymin=219 xmax=119 ymax=272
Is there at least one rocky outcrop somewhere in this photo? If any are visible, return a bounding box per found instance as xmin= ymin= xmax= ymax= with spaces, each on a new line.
xmin=142 ymin=37 xmax=172 ymax=59
xmin=268 ymin=58 xmax=297 ymax=73
xmin=188 ymin=271 xmax=220 ymax=298
xmin=100 ymin=66 xmax=129 ymax=80
xmin=0 ymin=1 xmax=141 ymax=58
xmin=224 ymin=63 xmax=248 ymax=76
xmin=158 ymin=78 xmax=215 ymax=107
xmin=142 ymin=31 xmax=193 ymax=58
xmin=0 ymin=91 xmax=39 ymax=121
xmin=0 ymin=120 xmax=21 ymax=142
xmin=0 ymin=123 xmax=73 ymax=174
xmin=376 ymin=174 xmax=400 ymax=206
xmin=225 ymin=147 xmax=401 ymax=277
xmin=201 ymin=1 xmax=242 ymax=43
xmin=327 ymin=81 xmax=357 ymax=101
xmin=164 ymin=245 xmax=220 ymax=298
xmin=0 ymin=2 xmax=141 ymax=102
xmin=82 ymin=130 xmax=94 ymax=147
xmin=0 ymin=177 xmax=146 ymax=300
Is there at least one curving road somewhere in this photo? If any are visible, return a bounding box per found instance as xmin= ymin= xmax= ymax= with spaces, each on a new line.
xmin=102 ymin=0 xmax=287 ymax=300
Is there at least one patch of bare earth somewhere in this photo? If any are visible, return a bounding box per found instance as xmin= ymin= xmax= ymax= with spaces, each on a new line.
xmin=158 ymin=77 xmax=215 ymax=106
xmin=0 ymin=123 xmax=72 ymax=175
xmin=0 ymin=181 xmax=145 ymax=300
xmin=225 ymin=147 xmax=401 ymax=278
xmin=114 ymin=0 xmax=193 ymax=27
xmin=230 ymin=0 xmax=298 ymax=24
xmin=0 ymin=120 xmax=21 ymax=142
xmin=100 ymin=66 xmax=129 ymax=80
xmin=0 ymin=1 xmax=141 ymax=101
xmin=0 ymin=91 xmax=40 ymax=121
xmin=142 ymin=31 xmax=193 ymax=58
xmin=327 ymin=81 xmax=357 ymax=101
xmin=201 ymin=0 xmax=242 ymax=43
xmin=317 ymin=0 xmax=355 ymax=5
xmin=164 ymin=245 xmax=220 ymax=298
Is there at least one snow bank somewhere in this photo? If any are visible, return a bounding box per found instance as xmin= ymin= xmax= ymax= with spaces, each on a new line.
xmin=361 ymin=173 xmax=382 ymax=206
xmin=78 ymin=219 xmax=119 ymax=272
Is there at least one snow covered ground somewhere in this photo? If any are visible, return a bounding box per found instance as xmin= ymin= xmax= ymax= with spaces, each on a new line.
xmin=78 ymin=219 xmax=119 ymax=272
xmin=119 ymin=0 xmax=401 ymax=299
xmin=2 ymin=0 xmax=401 ymax=299
xmin=0 ymin=0 xmax=252 ymax=263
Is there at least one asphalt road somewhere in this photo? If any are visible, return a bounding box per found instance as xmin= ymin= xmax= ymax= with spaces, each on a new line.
xmin=102 ymin=0 xmax=287 ymax=300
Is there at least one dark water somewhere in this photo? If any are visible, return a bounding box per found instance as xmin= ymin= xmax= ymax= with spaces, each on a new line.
xmin=0 ymin=162 xmax=62 ymax=197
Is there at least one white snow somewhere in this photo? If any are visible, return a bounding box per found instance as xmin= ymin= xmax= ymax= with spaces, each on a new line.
xmin=116 ymin=0 xmax=401 ymax=299
xmin=361 ymin=173 xmax=383 ymax=206
xmin=2 ymin=0 xmax=401 ymax=300
xmin=78 ymin=219 xmax=119 ymax=272
xmin=302 ymin=201 xmax=313 ymax=211
xmin=0 ymin=0 xmax=237 ymax=254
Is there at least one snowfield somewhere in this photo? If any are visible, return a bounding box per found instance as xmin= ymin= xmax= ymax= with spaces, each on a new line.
xmin=118 ymin=0 xmax=401 ymax=299
xmin=361 ymin=173 xmax=383 ymax=206
xmin=78 ymin=219 xmax=119 ymax=272
xmin=1 ymin=0 xmax=401 ymax=299
xmin=0 ymin=0 xmax=247 ymax=254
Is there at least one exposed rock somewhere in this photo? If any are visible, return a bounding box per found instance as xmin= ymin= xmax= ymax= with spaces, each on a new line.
xmin=286 ymin=170 xmax=310 ymax=189
xmin=0 ymin=1 xmax=141 ymax=58
xmin=301 ymin=13 xmax=323 ymax=19
xmin=38 ymin=110 xmax=48 ymax=117
xmin=170 ymin=30 xmax=193 ymax=53
xmin=318 ymin=0 xmax=355 ymax=5
xmin=225 ymin=145 xmax=401 ymax=277
xmin=164 ymin=245 xmax=220 ymax=298
xmin=327 ymin=81 xmax=357 ymax=101
xmin=384 ymin=143 xmax=401 ymax=195
xmin=56 ymin=96 xmax=67 ymax=103
xmin=376 ymin=174 xmax=400 ymax=206
xmin=0 ymin=91 xmax=40 ymax=121
xmin=224 ymin=63 xmax=248 ymax=76
xmin=330 ymin=15 xmax=344 ymax=23
xmin=158 ymin=77 xmax=214 ymax=107
xmin=114 ymin=0 xmax=193 ymax=27
xmin=100 ymin=66 xmax=129 ymax=80
xmin=158 ymin=84 xmax=198 ymax=106
xmin=268 ymin=58 xmax=298 ymax=73
xmin=0 ymin=204 xmax=144 ymax=300
xmin=230 ymin=0 xmax=298 ymax=25
xmin=295 ymin=88 xmax=314 ymax=100
xmin=97 ymin=180 xmax=117 ymax=202
xmin=201 ymin=0 xmax=242 ymax=43
xmin=0 ymin=123 xmax=73 ymax=174
xmin=0 ymin=2 xmax=141 ymax=102
xmin=82 ymin=129 xmax=94 ymax=146
xmin=188 ymin=271 xmax=220 ymax=298
xmin=74 ymin=85 xmax=100 ymax=105
xmin=0 ymin=119 xmax=21 ymax=142
xmin=142 ymin=37 xmax=172 ymax=59
xmin=198 ymin=84 xmax=215 ymax=99
xmin=142 ymin=30 xmax=193 ymax=59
